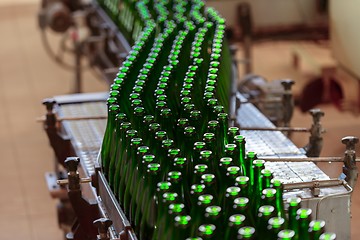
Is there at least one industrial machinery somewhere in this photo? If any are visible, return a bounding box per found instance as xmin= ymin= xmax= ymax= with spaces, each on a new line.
xmin=39 ymin=0 xmax=358 ymax=239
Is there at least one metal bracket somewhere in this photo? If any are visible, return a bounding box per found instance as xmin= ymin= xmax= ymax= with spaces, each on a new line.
xmin=94 ymin=218 xmax=113 ymax=240
xmin=340 ymin=136 xmax=359 ymax=189
xmin=281 ymin=79 xmax=295 ymax=127
xmin=264 ymin=135 xmax=359 ymax=190
xmin=61 ymin=157 xmax=100 ymax=240
xmin=42 ymin=98 xmax=73 ymax=170
xmin=302 ymin=108 xmax=325 ymax=157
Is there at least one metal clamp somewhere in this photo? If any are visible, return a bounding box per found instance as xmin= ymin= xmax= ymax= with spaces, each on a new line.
xmin=284 ymin=179 xmax=345 ymax=196
xmin=94 ymin=218 xmax=113 ymax=240
xmin=264 ymin=135 xmax=359 ymax=190
xmin=302 ymin=108 xmax=325 ymax=157
xmin=340 ymin=136 xmax=359 ymax=189
xmin=281 ymin=79 xmax=295 ymax=127
xmin=42 ymin=98 xmax=72 ymax=170
xmin=57 ymin=157 xmax=93 ymax=190
xmin=42 ymin=98 xmax=57 ymax=127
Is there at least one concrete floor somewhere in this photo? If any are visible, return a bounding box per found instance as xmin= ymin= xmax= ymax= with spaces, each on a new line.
xmin=0 ymin=2 xmax=358 ymax=240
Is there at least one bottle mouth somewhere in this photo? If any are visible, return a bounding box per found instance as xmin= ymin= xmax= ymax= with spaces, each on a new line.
xmin=238 ymin=226 xmax=255 ymax=237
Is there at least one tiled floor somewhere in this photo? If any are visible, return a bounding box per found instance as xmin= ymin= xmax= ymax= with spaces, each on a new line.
xmin=0 ymin=2 xmax=358 ymax=240
xmin=0 ymin=3 xmax=107 ymax=240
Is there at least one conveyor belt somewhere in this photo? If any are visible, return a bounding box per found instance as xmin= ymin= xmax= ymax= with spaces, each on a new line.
xmin=61 ymin=102 xmax=106 ymax=176
xmin=236 ymin=92 xmax=330 ymax=183
xmin=57 ymin=92 xmax=329 ymax=183
xmin=51 ymin=92 xmax=350 ymax=239
xmin=57 ymin=99 xmax=107 ymax=176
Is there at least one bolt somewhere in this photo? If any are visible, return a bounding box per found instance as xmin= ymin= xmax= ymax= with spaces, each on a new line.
xmin=281 ymin=79 xmax=295 ymax=91
xmin=342 ymin=136 xmax=359 ymax=151
xmin=65 ymin=157 xmax=80 ymax=172
xmin=309 ymin=109 xmax=324 ymax=124
xmin=94 ymin=218 xmax=112 ymax=240
xmin=42 ymin=98 xmax=56 ymax=112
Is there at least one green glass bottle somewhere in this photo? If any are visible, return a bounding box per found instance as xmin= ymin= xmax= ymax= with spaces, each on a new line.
xmin=278 ymin=229 xmax=296 ymax=240
xmin=287 ymin=197 xmax=302 ymax=239
xmin=245 ymin=151 xmax=257 ymax=187
xmin=262 ymin=169 xmax=273 ymax=189
xmin=227 ymin=126 xmax=239 ymax=144
xmin=167 ymin=171 xmax=185 ymax=203
xmin=153 ymin=130 xmax=168 ymax=157
xmin=297 ymin=208 xmax=312 ymax=240
xmin=201 ymin=174 xmax=217 ymax=199
xmin=129 ymin=153 xmax=154 ymax=223
xmin=319 ymin=232 xmax=336 ymax=240
xmin=132 ymin=150 xmax=155 ymax=230
xmin=159 ymin=108 xmax=175 ymax=139
xmin=261 ymin=188 xmax=277 ymax=208
xmin=123 ymin=138 xmax=144 ymax=215
xmin=108 ymin=112 xmax=127 ymax=189
xmin=101 ymin=104 xmax=120 ymax=178
xmin=192 ymin=164 xmax=209 ymax=184
xmin=173 ymin=157 xmax=188 ymax=188
xmin=159 ymin=139 xmax=175 ymax=169
xmin=189 ymin=183 xmax=206 ymax=208
xmin=233 ymin=197 xmax=254 ymax=227
xmin=309 ymin=220 xmax=326 ymax=240
xmin=159 ymin=203 xmax=187 ymax=240
xmin=203 ymin=133 xmax=216 ymax=155
xmin=190 ymin=194 xmax=214 ymax=234
xmin=217 ymin=157 xmax=233 ymax=183
xmin=224 ymin=143 xmax=238 ymax=168
xmin=139 ymin=163 xmax=162 ymax=240
xmin=224 ymin=214 xmax=246 ymax=239
xmin=132 ymin=106 xmax=146 ymax=133
xmin=118 ymin=130 xmax=138 ymax=205
xmin=163 ymin=148 xmax=181 ymax=178
xmin=223 ymin=186 xmax=241 ymax=217
xmin=252 ymin=159 xmax=265 ymax=215
xmin=238 ymin=226 xmax=256 ymax=239
xmin=150 ymin=182 xmax=173 ymax=238
xmin=235 ymin=176 xmax=250 ymax=198
xmin=234 ymin=135 xmax=246 ymax=176
xmin=225 ymin=166 xmax=242 ymax=187
xmin=198 ymin=224 xmax=217 ymax=239
xmin=114 ymin=122 xmax=132 ymax=198
xmin=268 ymin=217 xmax=286 ymax=239
xmin=142 ymin=114 xmax=156 ymax=144
xmin=204 ymin=205 xmax=222 ymax=227
xmin=256 ymin=205 xmax=275 ymax=238
xmin=199 ymin=150 xmax=214 ymax=172
xmin=206 ymin=120 xmax=220 ymax=139
xmin=176 ymin=118 xmax=189 ymax=143
xmin=192 ymin=142 xmax=207 ymax=167
xmin=271 ymin=179 xmax=286 ymax=219
xmin=106 ymin=114 xmax=126 ymax=188
xmin=171 ymin=215 xmax=192 ymax=240
xmin=217 ymin=112 xmax=229 ymax=155
xmin=189 ymin=110 xmax=202 ymax=138
xmin=181 ymin=126 xmax=197 ymax=163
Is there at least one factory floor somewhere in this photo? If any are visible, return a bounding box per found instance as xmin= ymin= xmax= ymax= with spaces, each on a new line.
xmin=0 ymin=2 xmax=359 ymax=240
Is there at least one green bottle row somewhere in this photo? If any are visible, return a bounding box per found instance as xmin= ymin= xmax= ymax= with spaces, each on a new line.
xmin=98 ymin=0 xmax=336 ymax=239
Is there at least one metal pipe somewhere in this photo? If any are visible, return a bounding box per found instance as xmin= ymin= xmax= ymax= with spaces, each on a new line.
xmin=240 ymin=126 xmax=310 ymax=132
xmin=240 ymin=98 xmax=282 ymax=104
xmin=262 ymin=156 xmax=360 ymax=163
xmin=37 ymin=115 xmax=107 ymax=122
xmin=283 ymin=179 xmax=344 ymax=190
